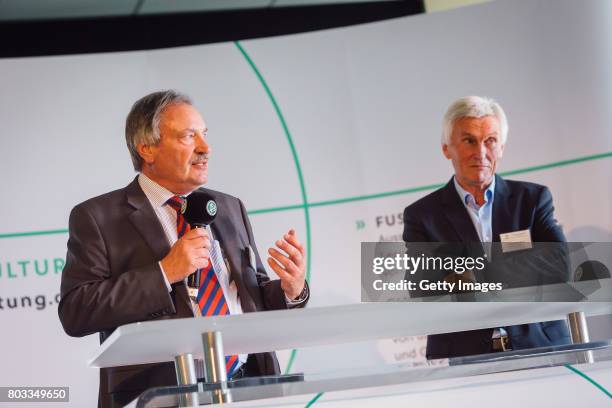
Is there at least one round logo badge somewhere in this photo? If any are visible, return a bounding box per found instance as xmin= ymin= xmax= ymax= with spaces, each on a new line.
xmin=206 ymin=200 xmax=217 ymax=217
xmin=180 ymin=200 xmax=187 ymax=214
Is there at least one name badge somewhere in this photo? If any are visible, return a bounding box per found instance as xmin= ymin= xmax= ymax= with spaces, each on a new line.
xmin=187 ymin=287 xmax=199 ymax=300
xmin=500 ymin=229 xmax=532 ymax=253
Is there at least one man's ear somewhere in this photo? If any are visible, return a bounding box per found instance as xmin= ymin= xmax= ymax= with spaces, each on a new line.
xmin=137 ymin=143 xmax=156 ymax=166
xmin=442 ymin=144 xmax=451 ymax=160
xmin=499 ymin=143 xmax=506 ymax=159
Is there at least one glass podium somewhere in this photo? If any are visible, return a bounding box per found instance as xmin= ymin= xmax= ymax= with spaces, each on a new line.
xmin=129 ymin=341 xmax=612 ymax=407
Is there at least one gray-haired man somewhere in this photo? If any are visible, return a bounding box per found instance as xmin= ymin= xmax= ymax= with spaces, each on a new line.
xmin=58 ymin=90 xmax=309 ymax=407
xmin=403 ymin=96 xmax=571 ymax=359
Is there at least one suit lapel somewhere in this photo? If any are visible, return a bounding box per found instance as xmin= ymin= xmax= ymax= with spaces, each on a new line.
xmin=125 ymin=177 xmax=192 ymax=315
xmin=125 ymin=178 xmax=171 ymax=261
xmin=441 ymin=178 xmax=481 ymax=242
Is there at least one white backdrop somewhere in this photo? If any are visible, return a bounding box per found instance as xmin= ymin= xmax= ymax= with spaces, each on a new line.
xmin=0 ymin=0 xmax=611 ymax=406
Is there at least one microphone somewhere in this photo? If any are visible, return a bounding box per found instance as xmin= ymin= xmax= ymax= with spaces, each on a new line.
xmin=184 ymin=191 xmax=218 ymax=288
xmin=184 ymin=190 xmax=218 ymax=228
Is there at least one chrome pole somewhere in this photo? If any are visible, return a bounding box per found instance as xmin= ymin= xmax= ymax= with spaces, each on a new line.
xmin=202 ymin=331 xmax=233 ymax=403
xmin=174 ymin=353 xmax=199 ymax=407
xmin=567 ymin=311 xmax=594 ymax=364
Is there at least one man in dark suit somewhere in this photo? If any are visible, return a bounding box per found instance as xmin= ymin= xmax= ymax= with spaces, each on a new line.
xmin=403 ymin=95 xmax=571 ymax=359
xmin=58 ymin=90 xmax=309 ymax=407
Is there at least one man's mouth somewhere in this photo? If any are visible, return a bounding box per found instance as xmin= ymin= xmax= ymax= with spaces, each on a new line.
xmin=191 ymin=152 xmax=209 ymax=167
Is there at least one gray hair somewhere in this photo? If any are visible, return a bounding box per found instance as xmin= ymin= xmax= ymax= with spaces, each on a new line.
xmin=125 ymin=90 xmax=193 ymax=171
xmin=441 ymin=96 xmax=508 ymax=146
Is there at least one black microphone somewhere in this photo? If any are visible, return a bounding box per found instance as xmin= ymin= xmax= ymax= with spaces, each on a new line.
xmin=184 ymin=191 xmax=218 ymax=288
xmin=184 ymin=190 xmax=218 ymax=227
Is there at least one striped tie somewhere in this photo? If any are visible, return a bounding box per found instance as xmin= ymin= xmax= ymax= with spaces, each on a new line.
xmin=166 ymin=196 xmax=240 ymax=377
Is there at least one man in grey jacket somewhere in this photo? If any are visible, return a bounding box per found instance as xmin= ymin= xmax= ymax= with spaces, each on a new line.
xmin=58 ymin=90 xmax=309 ymax=407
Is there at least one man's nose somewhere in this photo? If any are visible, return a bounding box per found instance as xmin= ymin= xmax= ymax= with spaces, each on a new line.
xmin=476 ymin=141 xmax=487 ymax=158
xmin=195 ymin=133 xmax=211 ymax=154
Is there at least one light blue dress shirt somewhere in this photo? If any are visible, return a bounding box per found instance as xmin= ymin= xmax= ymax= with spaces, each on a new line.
xmin=453 ymin=176 xmax=506 ymax=338
xmin=453 ymin=176 xmax=495 ymax=243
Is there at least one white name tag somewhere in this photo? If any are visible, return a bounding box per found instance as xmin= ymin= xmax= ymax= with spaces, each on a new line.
xmin=500 ymin=229 xmax=532 ymax=253
xmin=187 ymin=287 xmax=199 ymax=300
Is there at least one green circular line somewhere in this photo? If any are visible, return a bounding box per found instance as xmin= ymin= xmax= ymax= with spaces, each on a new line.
xmin=234 ymin=40 xmax=311 ymax=375
xmin=564 ymin=364 xmax=611 ymax=398
xmin=275 ymin=365 xmax=610 ymax=407
xmin=0 ymin=229 xmax=69 ymax=239
xmin=305 ymin=392 xmax=324 ymax=408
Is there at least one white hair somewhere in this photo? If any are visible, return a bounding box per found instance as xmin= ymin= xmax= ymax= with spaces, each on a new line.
xmin=441 ymin=96 xmax=508 ymax=146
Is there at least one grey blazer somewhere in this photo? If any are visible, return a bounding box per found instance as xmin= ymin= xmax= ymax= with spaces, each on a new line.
xmin=58 ymin=177 xmax=307 ymax=407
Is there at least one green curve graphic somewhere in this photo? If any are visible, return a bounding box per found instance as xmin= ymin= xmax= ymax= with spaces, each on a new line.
xmin=297 ymin=365 xmax=610 ymax=406
xmin=0 ymin=228 xmax=69 ymax=239
xmin=305 ymin=392 xmax=324 ymax=407
xmin=1 ymin=151 xmax=610 ymax=239
xmin=565 ymin=364 xmax=612 ymax=398
xmin=234 ymin=41 xmax=311 ymax=374
xmin=283 ymin=366 xmax=610 ymax=407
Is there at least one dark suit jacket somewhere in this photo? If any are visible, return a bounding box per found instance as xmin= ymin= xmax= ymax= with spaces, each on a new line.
xmin=402 ymin=175 xmax=571 ymax=359
xmin=58 ymin=178 xmax=307 ymax=407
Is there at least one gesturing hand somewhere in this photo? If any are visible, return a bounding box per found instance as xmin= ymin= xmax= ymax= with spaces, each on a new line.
xmin=267 ymin=229 xmax=306 ymax=300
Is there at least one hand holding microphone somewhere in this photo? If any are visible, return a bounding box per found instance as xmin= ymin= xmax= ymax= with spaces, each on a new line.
xmin=161 ymin=191 xmax=218 ymax=284
xmin=161 ymin=228 xmax=211 ymax=284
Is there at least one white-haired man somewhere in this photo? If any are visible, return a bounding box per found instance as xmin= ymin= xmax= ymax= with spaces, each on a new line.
xmin=403 ymin=96 xmax=571 ymax=359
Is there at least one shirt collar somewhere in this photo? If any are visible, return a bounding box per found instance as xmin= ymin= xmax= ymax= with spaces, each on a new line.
xmin=138 ymin=173 xmax=181 ymax=208
xmin=453 ymin=175 xmax=495 ymax=208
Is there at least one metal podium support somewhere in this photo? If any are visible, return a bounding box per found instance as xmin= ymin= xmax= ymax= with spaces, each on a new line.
xmin=567 ymin=311 xmax=594 ymax=363
xmin=202 ymin=331 xmax=232 ymax=404
xmin=172 ymin=332 xmax=233 ymax=406
xmin=568 ymin=311 xmax=590 ymax=343
xmin=174 ymin=353 xmax=199 ymax=407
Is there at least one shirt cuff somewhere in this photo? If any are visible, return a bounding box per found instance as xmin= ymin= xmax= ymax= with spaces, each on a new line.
xmin=158 ymin=261 xmax=172 ymax=292
xmin=285 ymin=283 xmax=309 ymax=306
